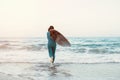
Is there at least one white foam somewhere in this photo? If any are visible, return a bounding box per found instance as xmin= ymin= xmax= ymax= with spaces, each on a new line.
xmin=0 ymin=50 xmax=120 ymax=64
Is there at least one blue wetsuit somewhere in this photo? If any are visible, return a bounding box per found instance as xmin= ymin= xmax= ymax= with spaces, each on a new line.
xmin=47 ymin=31 xmax=56 ymax=63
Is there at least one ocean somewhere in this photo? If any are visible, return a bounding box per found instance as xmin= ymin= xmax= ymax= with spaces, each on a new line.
xmin=0 ymin=37 xmax=120 ymax=63
xmin=0 ymin=37 xmax=120 ymax=80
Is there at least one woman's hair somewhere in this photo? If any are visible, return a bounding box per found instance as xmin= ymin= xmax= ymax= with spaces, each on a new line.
xmin=48 ymin=25 xmax=54 ymax=31
xmin=48 ymin=25 xmax=57 ymax=41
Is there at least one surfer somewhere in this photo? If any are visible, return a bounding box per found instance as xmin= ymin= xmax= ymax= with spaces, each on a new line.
xmin=47 ymin=26 xmax=56 ymax=65
xmin=47 ymin=25 xmax=71 ymax=66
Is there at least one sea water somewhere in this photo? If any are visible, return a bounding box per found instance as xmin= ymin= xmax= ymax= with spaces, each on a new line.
xmin=0 ymin=37 xmax=120 ymax=64
xmin=0 ymin=37 xmax=120 ymax=80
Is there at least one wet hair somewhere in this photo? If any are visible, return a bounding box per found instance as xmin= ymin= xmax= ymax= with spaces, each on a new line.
xmin=48 ymin=25 xmax=54 ymax=31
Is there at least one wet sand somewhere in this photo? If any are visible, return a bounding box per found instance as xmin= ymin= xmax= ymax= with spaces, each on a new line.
xmin=0 ymin=63 xmax=120 ymax=80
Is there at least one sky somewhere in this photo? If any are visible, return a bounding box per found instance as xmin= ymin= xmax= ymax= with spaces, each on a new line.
xmin=0 ymin=0 xmax=120 ymax=37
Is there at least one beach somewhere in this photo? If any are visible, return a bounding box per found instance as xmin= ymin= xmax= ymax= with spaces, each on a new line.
xmin=0 ymin=62 xmax=120 ymax=80
xmin=0 ymin=0 xmax=120 ymax=79
xmin=0 ymin=37 xmax=120 ymax=80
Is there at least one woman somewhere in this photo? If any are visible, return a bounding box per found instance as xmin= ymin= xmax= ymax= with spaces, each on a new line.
xmin=47 ymin=26 xmax=56 ymax=65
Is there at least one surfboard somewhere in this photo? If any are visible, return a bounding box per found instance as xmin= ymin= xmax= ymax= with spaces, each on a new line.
xmin=50 ymin=29 xmax=71 ymax=47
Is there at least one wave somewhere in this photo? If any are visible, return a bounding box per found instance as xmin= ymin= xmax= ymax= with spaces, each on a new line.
xmin=0 ymin=43 xmax=120 ymax=54
xmin=0 ymin=49 xmax=120 ymax=64
xmin=0 ymin=43 xmax=47 ymax=51
xmin=0 ymin=37 xmax=120 ymax=54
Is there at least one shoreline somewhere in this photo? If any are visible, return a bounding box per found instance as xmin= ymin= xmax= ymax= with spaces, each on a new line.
xmin=0 ymin=62 xmax=120 ymax=80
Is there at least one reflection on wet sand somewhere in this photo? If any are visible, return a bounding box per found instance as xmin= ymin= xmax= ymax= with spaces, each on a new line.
xmin=33 ymin=63 xmax=72 ymax=77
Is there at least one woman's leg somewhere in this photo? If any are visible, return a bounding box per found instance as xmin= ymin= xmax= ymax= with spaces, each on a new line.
xmin=52 ymin=46 xmax=56 ymax=63
xmin=48 ymin=46 xmax=54 ymax=63
xmin=48 ymin=45 xmax=56 ymax=64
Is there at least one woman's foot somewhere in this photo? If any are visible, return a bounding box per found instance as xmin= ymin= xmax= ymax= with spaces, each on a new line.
xmin=50 ymin=57 xmax=54 ymax=63
xmin=50 ymin=57 xmax=54 ymax=67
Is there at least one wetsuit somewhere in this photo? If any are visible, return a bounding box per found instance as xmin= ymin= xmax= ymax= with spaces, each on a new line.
xmin=47 ymin=31 xmax=56 ymax=63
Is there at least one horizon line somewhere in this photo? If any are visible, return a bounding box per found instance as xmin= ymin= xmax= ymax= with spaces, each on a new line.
xmin=0 ymin=36 xmax=120 ymax=38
